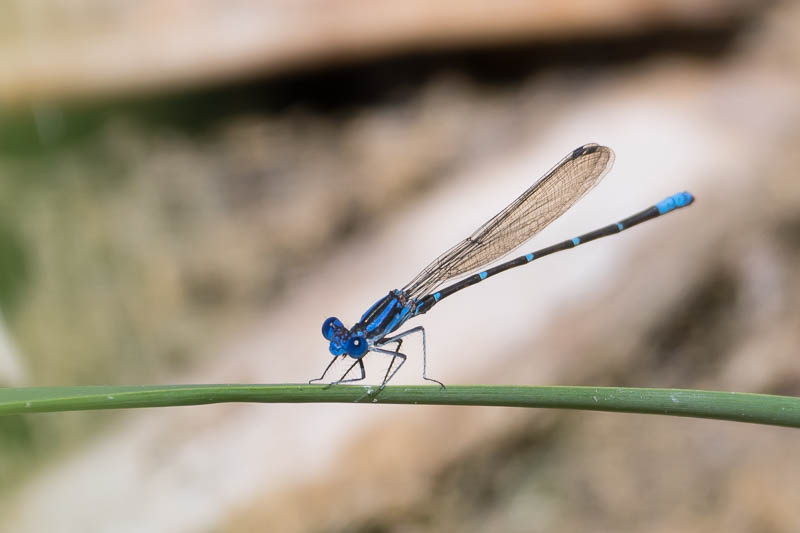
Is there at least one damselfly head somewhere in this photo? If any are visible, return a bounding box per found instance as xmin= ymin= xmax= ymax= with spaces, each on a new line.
xmin=322 ymin=317 xmax=368 ymax=359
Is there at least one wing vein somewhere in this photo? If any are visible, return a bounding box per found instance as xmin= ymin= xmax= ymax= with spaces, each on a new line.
xmin=402 ymin=144 xmax=615 ymax=299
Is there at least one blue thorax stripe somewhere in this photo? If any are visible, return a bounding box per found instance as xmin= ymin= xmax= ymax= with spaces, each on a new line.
xmin=360 ymin=295 xmax=386 ymax=323
xmin=382 ymin=304 xmax=412 ymax=336
xmin=365 ymin=295 xmax=398 ymax=333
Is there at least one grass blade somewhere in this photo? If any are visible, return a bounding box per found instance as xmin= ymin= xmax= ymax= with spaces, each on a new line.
xmin=1 ymin=385 xmax=799 ymax=427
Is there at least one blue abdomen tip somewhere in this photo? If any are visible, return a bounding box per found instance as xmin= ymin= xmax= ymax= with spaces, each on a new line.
xmin=657 ymin=191 xmax=694 ymax=214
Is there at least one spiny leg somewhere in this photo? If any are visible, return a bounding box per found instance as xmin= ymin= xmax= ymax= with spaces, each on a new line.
xmin=371 ymin=346 xmax=407 ymax=390
xmin=329 ymin=358 xmax=366 ymax=387
xmin=378 ymin=326 xmax=445 ymax=388
xmin=416 ymin=327 xmax=445 ymax=388
xmin=379 ymin=338 xmax=405 ymax=387
xmin=309 ymin=356 xmax=339 ymax=385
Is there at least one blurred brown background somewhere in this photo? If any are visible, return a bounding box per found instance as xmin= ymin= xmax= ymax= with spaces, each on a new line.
xmin=1 ymin=0 xmax=800 ymax=531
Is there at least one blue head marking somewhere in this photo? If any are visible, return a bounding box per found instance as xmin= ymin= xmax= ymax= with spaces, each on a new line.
xmin=321 ymin=317 xmax=368 ymax=358
xmin=322 ymin=317 xmax=347 ymax=355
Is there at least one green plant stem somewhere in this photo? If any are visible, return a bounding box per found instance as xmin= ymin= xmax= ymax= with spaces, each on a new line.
xmin=1 ymin=385 xmax=799 ymax=427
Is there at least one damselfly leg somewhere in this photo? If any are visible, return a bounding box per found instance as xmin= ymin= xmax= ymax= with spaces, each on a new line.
xmin=377 ymin=326 xmax=444 ymax=389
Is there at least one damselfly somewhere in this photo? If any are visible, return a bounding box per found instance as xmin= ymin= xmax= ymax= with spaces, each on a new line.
xmin=314 ymin=144 xmax=694 ymax=389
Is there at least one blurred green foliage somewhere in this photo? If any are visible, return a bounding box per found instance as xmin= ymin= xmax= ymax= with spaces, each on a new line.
xmin=0 ymin=222 xmax=28 ymax=316
xmin=0 ymin=83 xmax=345 ymax=490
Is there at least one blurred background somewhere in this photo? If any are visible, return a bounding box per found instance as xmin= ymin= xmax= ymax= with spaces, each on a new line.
xmin=1 ymin=0 xmax=800 ymax=531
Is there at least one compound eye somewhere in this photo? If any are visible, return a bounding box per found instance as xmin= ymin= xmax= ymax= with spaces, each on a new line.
xmin=322 ymin=317 xmax=344 ymax=340
xmin=346 ymin=335 xmax=368 ymax=358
